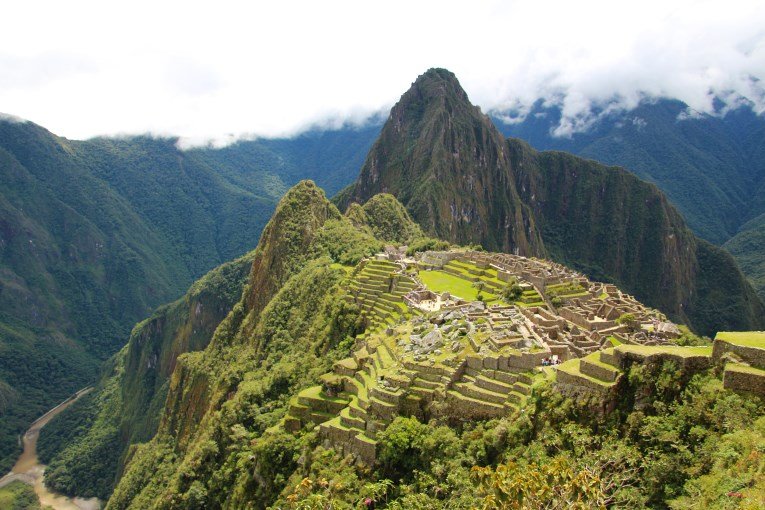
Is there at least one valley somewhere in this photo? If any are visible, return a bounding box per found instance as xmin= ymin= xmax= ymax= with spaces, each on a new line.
xmin=0 ymin=387 xmax=99 ymax=510
xmin=0 ymin=66 xmax=763 ymax=509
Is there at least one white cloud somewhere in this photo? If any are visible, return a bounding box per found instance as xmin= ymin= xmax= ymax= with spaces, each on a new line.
xmin=1 ymin=0 xmax=763 ymax=145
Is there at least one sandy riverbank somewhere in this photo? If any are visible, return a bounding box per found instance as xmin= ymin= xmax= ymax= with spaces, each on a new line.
xmin=0 ymin=388 xmax=102 ymax=510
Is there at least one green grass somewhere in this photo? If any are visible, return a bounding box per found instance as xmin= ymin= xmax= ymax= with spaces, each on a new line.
xmin=298 ymin=385 xmax=349 ymax=404
xmin=616 ymin=345 xmax=713 ymax=358
xmin=418 ymin=270 xmax=498 ymax=303
xmin=715 ymin=331 xmax=765 ymax=349
xmin=545 ymin=282 xmax=588 ymax=299
xmin=724 ymin=363 xmax=765 ymax=376
xmin=557 ymin=359 xmax=617 ymax=387
xmin=582 ymin=352 xmax=622 ymax=377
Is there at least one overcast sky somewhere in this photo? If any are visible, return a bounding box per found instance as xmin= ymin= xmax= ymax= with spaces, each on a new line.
xmin=2 ymin=0 xmax=764 ymax=145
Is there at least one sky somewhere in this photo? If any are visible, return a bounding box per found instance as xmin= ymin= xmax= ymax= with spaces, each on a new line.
xmin=1 ymin=0 xmax=764 ymax=146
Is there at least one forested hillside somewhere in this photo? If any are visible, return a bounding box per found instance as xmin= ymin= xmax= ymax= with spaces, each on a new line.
xmin=494 ymin=100 xmax=765 ymax=298
xmin=42 ymin=181 xmax=765 ymax=509
xmin=0 ymin=118 xmax=376 ymax=471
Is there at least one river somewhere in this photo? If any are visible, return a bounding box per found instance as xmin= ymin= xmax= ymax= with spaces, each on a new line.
xmin=0 ymin=388 xmax=102 ymax=510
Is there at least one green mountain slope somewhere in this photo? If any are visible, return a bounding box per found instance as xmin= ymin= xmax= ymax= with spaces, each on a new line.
xmin=105 ymin=181 xmax=378 ymax=508
xmin=38 ymin=181 xmax=394 ymax=500
xmin=0 ymin=118 xmax=377 ymax=471
xmin=724 ymin=212 xmax=765 ymax=297
xmin=494 ymin=100 xmax=765 ymax=245
xmin=338 ymin=68 xmax=765 ymax=336
xmin=36 ymin=251 xmax=255 ymax=499
xmin=47 ymin=182 xmax=765 ymax=509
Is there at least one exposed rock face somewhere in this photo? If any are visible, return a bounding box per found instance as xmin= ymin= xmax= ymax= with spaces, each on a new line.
xmin=508 ymin=140 xmax=697 ymax=326
xmin=338 ymin=68 xmax=544 ymax=256
xmin=120 ymin=252 xmax=254 ymax=449
xmin=338 ymin=68 xmax=765 ymax=335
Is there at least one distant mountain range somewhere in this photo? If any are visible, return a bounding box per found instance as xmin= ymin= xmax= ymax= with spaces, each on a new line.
xmin=493 ymin=98 xmax=765 ymax=297
xmin=2 ymin=67 xmax=764 ymax=475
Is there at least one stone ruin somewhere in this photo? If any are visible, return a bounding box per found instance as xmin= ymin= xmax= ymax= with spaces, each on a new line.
xmin=283 ymin=249 xmax=715 ymax=465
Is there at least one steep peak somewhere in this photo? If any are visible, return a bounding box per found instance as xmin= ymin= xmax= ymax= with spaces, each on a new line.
xmin=244 ymin=180 xmax=340 ymax=316
xmin=406 ymin=68 xmax=469 ymax=103
xmin=277 ymin=179 xmax=328 ymax=208
xmin=391 ymin=67 xmax=476 ymax=124
xmin=359 ymin=193 xmax=424 ymax=244
xmin=338 ymin=70 xmax=544 ymax=257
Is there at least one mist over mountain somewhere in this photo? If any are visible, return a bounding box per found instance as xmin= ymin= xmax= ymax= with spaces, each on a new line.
xmin=494 ymin=99 xmax=765 ymax=245
xmin=2 ymin=66 xmax=763 ymax=509
xmin=338 ymin=69 xmax=765 ymax=335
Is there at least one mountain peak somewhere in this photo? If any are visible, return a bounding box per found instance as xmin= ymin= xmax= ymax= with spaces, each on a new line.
xmin=398 ymin=68 xmax=471 ymax=112
xmin=244 ymin=179 xmax=340 ymax=316
xmin=337 ymin=70 xmax=544 ymax=257
xmin=412 ymin=67 xmax=467 ymax=91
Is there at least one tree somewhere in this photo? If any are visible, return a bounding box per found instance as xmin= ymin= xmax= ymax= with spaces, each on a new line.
xmin=616 ymin=313 xmax=638 ymax=332
xmin=502 ymin=283 xmax=523 ymax=302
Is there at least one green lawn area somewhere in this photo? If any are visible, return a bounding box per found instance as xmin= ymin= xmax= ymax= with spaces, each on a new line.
xmin=725 ymin=363 xmax=765 ymax=376
xmin=298 ymin=385 xmax=349 ymax=404
xmin=557 ymin=359 xmax=616 ymax=387
xmin=418 ymin=270 xmax=498 ymax=303
xmin=616 ymin=344 xmax=713 ymax=358
xmin=716 ymin=331 xmax=765 ymax=349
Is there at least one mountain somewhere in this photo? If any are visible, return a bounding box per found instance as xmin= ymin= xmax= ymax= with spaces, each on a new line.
xmin=337 ymin=68 xmax=765 ymax=336
xmin=336 ymin=68 xmax=544 ymax=256
xmin=724 ymin=212 xmax=765 ymax=297
xmin=493 ymin=99 xmax=765 ymax=299
xmin=40 ymin=182 xmax=765 ymax=509
xmin=0 ymin=118 xmax=377 ymax=471
xmin=493 ymin=99 xmax=765 ymax=246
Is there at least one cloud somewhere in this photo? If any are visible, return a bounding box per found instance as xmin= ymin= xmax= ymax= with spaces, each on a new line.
xmin=0 ymin=113 xmax=28 ymax=124
xmin=0 ymin=0 xmax=763 ymax=144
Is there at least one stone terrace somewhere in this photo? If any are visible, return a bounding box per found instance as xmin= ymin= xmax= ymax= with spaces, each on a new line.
xmin=282 ymin=250 xmax=717 ymax=464
xmin=714 ymin=331 xmax=765 ymax=396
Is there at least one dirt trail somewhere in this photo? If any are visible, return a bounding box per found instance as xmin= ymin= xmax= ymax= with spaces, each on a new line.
xmin=0 ymin=388 xmax=102 ymax=510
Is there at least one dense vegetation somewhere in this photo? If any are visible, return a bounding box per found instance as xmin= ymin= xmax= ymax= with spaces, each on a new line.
xmin=37 ymin=354 xmax=123 ymax=499
xmin=494 ymin=99 xmax=765 ymax=300
xmin=274 ymin=363 xmax=765 ymax=509
xmin=337 ymin=68 xmax=765 ymax=336
xmin=106 ymin=183 xmax=382 ymax=508
xmin=37 ymin=182 xmax=385 ymax=503
xmin=37 ymin=251 xmax=257 ymax=498
xmin=0 ymin=481 xmax=43 ymax=510
xmin=494 ymin=99 xmax=765 ymax=246
xmin=0 ymin=117 xmax=375 ymax=471
xmin=724 ymin=212 xmax=765 ymax=298
xmin=356 ymin=193 xmax=424 ymax=244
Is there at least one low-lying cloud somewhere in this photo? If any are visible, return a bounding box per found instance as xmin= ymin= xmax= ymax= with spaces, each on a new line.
xmin=1 ymin=0 xmax=763 ymax=146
